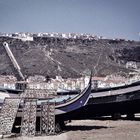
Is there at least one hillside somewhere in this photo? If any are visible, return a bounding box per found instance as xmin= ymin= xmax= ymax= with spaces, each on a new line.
xmin=0 ymin=36 xmax=140 ymax=78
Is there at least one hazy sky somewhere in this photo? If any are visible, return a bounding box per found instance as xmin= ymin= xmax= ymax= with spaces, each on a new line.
xmin=0 ymin=0 xmax=140 ymax=40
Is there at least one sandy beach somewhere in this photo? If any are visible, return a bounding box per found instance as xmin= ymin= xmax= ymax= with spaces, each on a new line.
xmin=3 ymin=116 xmax=140 ymax=140
xmin=66 ymin=118 xmax=140 ymax=140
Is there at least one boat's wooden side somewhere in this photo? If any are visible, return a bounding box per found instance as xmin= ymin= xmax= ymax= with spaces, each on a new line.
xmin=91 ymin=84 xmax=140 ymax=98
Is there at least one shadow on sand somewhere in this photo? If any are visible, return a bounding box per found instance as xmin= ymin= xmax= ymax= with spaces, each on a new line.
xmin=65 ymin=125 xmax=111 ymax=131
xmin=94 ymin=116 xmax=140 ymax=121
xmin=64 ymin=116 xmax=140 ymax=132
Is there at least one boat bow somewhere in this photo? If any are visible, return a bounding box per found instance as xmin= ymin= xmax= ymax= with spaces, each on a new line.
xmin=55 ymin=76 xmax=91 ymax=115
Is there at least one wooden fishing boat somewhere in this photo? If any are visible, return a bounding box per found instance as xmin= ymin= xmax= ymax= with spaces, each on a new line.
xmin=66 ymin=80 xmax=140 ymax=120
xmin=0 ymin=76 xmax=91 ymax=134
xmin=15 ymin=76 xmax=91 ymax=116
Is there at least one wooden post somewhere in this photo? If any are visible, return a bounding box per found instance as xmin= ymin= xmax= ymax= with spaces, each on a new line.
xmin=41 ymin=101 xmax=55 ymax=135
xmin=20 ymin=99 xmax=37 ymax=136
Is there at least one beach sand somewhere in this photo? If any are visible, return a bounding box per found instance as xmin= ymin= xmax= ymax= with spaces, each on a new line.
xmin=3 ymin=117 xmax=140 ymax=140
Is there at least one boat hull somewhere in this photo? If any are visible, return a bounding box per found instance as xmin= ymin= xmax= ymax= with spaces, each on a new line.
xmin=1 ymin=80 xmax=140 ymax=119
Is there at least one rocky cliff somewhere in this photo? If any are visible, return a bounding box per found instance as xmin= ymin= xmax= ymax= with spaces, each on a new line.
xmin=0 ymin=36 xmax=140 ymax=78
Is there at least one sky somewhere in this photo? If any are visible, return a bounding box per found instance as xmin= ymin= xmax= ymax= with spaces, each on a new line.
xmin=0 ymin=0 xmax=140 ymax=40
